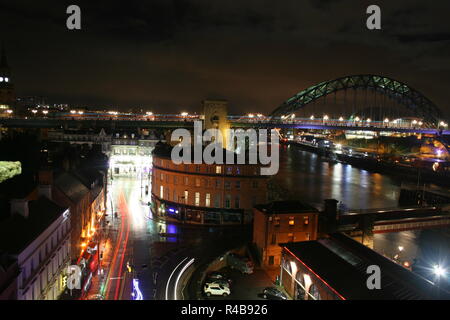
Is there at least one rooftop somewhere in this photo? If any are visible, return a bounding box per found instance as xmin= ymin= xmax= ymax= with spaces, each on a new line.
xmin=255 ymin=200 xmax=319 ymax=214
xmin=0 ymin=196 xmax=67 ymax=254
xmin=281 ymin=233 xmax=450 ymax=300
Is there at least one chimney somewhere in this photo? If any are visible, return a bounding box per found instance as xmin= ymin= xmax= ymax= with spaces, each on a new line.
xmin=37 ymin=184 xmax=52 ymax=200
xmin=10 ymin=199 xmax=29 ymax=218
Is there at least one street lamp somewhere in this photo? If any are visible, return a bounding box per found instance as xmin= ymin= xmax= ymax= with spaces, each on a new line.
xmin=339 ymin=116 xmax=344 ymax=121
xmin=433 ymin=265 xmax=446 ymax=278
xmin=310 ymin=115 xmax=315 ymax=120
xmin=323 ymin=115 xmax=329 ymax=121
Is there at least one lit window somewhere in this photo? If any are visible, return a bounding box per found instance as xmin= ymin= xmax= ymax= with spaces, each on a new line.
xmin=205 ymin=193 xmax=211 ymax=207
xmin=160 ymin=185 xmax=164 ymax=198
xmin=216 ymin=166 xmax=222 ymax=174
xmin=184 ymin=190 xmax=188 ymax=204
xmin=304 ymin=216 xmax=309 ymax=225
xmin=195 ymin=192 xmax=200 ymax=206
xmin=289 ymin=217 xmax=295 ymax=225
xmin=195 ymin=178 xmax=201 ymax=187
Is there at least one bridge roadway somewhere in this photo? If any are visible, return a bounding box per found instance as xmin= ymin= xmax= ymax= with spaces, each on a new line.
xmin=1 ymin=117 xmax=449 ymax=135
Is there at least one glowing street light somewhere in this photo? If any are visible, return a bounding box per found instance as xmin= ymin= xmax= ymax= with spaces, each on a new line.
xmin=181 ymin=112 xmax=189 ymax=117
xmin=339 ymin=116 xmax=344 ymax=121
xmin=412 ymin=120 xmax=417 ymax=125
xmin=398 ymin=246 xmax=404 ymax=252
xmin=366 ymin=118 xmax=371 ymax=123
xmin=42 ymin=110 xmax=48 ymax=115
xmin=323 ymin=115 xmax=329 ymax=121
xmin=78 ymin=111 xmax=84 ymax=115
xmin=384 ymin=118 xmax=389 ymax=123
xmin=146 ymin=111 xmax=153 ymax=116
xmin=70 ymin=110 xmax=77 ymax=114
xmin=6 ymin=109 xmax=13 ymax=114
xmin=290 ymin=114 xmax=295 ymax=119
xmin=310 ymin=115 xmax=315 ymax=120
xmin=31 ymin=109 xmax=37 ymax=114
xmin=433 ymin=265 xmax=446 ymax=277
xmin=418 ymin=121 xmax=423 ymax=126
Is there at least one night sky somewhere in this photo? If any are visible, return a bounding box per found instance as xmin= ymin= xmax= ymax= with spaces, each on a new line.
xmin=1 ymin=0 xmax=450 ymax=116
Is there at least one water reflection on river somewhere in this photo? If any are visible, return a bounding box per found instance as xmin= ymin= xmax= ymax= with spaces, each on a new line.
xmin=274 ymin=145 xmax=402 ymax=209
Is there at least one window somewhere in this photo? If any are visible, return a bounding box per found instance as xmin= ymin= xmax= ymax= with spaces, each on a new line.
xmin=289 ymin=217 xmax=295 ymax=226
xmin=195 ymin=192 xmax=200 ymax=206
xmin=304 ymin=216 xmax=309 ymax=225
xmin=195 ymin=178 xmax=201 ymax=187
xmin=288 ymin=233 xmax=294 ymax=242
xmin=225 ymin=195 xmax=231 ymax=208
xmin=252 ymin=181 xmax=258 ymax=188
xmin=271 ymin=233 xmax=276 ymax=245
xmin=224 ymin=181 xmax=231 ymax=190
xmin=173 ymin=190 xmax=177 ymax=202
xmin=160 ymin=185 xmax=164 ymax=198
xmin=234 ymin=196 xmax=240 ymax=208
xmin=215 ymin=180 xmax=221 ymax=188
xmin=166 ymin=174 xmax=169 ymax=183
xmin=184 ymin=190 xmax=189 ymax=204
xmin=184 ymin=177 xmax=189 ymax=185
xmin=214 ymin=194 xmax=221 ymax=208
xmin=173 ymin=176 xmax=178 ymax=185
xmin=226 ymin=166 xmax=233 ymax=175
xmin=205 ymin=193 xmax=211 ymax=207
xmin=268 ymin=256 xmax=275 ymax=266
xmin=216 ymin=166 xmax=222 ymax=174
xmin=195 ymin=165 xmax=200 ymax=172
xmin=274 ymin=217 xmax=280 ymax=226
xmin=235 ymin=181 xmax=240 ymax=189
xmin=160 ymin=173 xmax=164 ymax=181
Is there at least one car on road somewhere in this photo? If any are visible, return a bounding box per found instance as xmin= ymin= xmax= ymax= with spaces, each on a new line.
xmin=204 ymin=283 xmax=231 ymax=297
xmin=262 ymin=287 xmax=287 ymax=300
xmin=206 ymin=271 xmax=232 ymax=285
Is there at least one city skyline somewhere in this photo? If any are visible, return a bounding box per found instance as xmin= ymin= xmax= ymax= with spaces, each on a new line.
xmin=1 ymin=1 xmax=450 ymax=116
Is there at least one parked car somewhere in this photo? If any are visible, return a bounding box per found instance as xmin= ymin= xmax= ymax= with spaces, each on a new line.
xmin=204 ymin=283 xmax=231 ymax=297
xmin=262 ymin=287 xmax=287 ymax=300
xmin=204 ymin=279 xmax=230 ymax=288
xmin=207 ymin=271 xmax=232 ymax=285
xmin=227 ymin=253 xmax=254 ymax=274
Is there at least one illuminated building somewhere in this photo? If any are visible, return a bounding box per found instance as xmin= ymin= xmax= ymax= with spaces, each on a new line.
xmin=252 ymin=201 xmax=319 ymax=267
xmin=279 ymin=233 xmax=450 ymax=300
xmin=151 ymin=143 xmax=268 ymax=225
xmin=0 ymin=175 xmax=71 ymax=300
xmin=109 ymin=131 xmax=162 ymax=178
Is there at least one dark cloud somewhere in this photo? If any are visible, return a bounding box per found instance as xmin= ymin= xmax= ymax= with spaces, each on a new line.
xmin=0 ymin=0 xmax=449 ymax=116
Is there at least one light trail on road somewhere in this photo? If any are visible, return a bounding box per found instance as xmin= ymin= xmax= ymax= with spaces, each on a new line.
xmin=174 ymin=258 xmax=195 ymax=300
xmin=165 ymin=257 xmax=188 ymax=300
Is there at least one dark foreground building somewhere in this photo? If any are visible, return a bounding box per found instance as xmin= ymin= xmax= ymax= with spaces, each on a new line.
xmin=280 ymin=233 xmax=450 ymax=300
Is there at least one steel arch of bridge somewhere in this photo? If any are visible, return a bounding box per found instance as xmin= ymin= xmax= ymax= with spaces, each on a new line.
xmin=270 ymin=75 xmax=443 ymax=125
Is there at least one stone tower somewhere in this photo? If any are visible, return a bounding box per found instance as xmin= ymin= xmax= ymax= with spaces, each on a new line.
xmin=203 ymin=99 xmax=231 ymax=149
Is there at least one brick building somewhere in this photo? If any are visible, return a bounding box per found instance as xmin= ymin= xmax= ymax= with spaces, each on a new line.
xmin=253 ymin=201 xmax=319 ymax=267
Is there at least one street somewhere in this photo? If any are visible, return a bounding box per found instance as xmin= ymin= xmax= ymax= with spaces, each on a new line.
xmin=88 ymin=176 xmax=251 ymax=300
